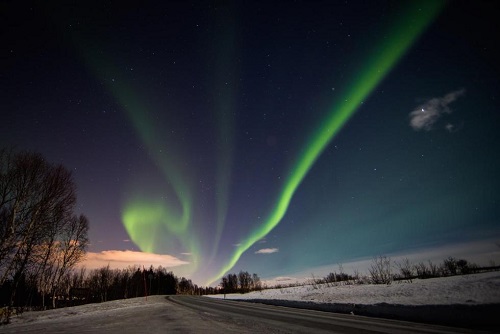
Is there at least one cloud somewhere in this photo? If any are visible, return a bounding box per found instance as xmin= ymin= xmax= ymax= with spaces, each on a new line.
xmin=255 ymin=248 xmax=279 ymax=254
xmin=81 ymin=250 xmax=189 ymax=270
xmin=409 ymin=89 xmax=465 ymax=131
xmin=180 ymin=252 xmax=192 ymax=256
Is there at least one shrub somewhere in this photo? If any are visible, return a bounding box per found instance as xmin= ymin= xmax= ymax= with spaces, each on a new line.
xmin=395 ymin=258 xmax=414 ymax=282
xmin=369 ymin=256 xmax=393 ymax=284
xmin=442 ymin=257 xmax=458 ymax=276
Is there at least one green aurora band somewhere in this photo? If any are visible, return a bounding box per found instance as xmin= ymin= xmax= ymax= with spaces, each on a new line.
xmin=116 ymin=86 xmax=201 ymax=271
xmin=71 ymin=15 xmax=237 ymax=276
xmin=113 ymin=82 xmax=201 ymax=271
xmin=207 ymin=1 xmax=445 ymax=285
xmin=73 ymin=44 xmax=202 ymax=272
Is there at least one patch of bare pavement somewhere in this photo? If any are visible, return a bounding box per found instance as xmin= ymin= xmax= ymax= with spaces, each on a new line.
xmin=2 ymin=295 xmax=496 ymax=333
xmin=238 ymin=299 xmax=500 ymax=332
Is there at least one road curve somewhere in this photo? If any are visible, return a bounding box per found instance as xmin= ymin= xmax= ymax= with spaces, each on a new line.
xmin=167 ymin=296 xmax=476 ymax=333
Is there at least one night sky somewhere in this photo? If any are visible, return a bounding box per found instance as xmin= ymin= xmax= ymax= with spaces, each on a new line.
xmin=2 ymin=1 xmax=499 ymax=286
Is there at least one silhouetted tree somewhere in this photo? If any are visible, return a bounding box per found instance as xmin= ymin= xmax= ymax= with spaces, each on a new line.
xmin=178 ymin=277 xmax=194 ymax=294
xmin=442 ymin=257 xmax=458 ymax=276
xmin=396 ymin=258 xmax=414 ymax=282
xmin=238 ymin=271 xmax=252 ymax=293
xmin=457 ymin=259 xmax=470 ymax=275
xmin=0 ymin=149 xmax=89 ymax=316
xmin=220 ymin=271 xmax=262 ymax=294
xmin=163 ymin=270 xmax=178 ymax=295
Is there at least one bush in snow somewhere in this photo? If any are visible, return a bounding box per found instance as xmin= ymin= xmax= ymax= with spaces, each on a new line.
xmin=368 ymin=256 xmax=393 ymax=285
xmin=395 ymin=258 xmax=414 ymax=283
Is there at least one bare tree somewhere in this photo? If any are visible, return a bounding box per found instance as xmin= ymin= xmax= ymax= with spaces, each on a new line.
xmin=1 ymin=151 xmax=48 ymax=282
xmin=227 ymin=273 xmax=238 ymax=293
xmin=427 ymin=260 xmax=439 ymax=277
xmin=70 ymin=267 xmax=87 ymax=289
xmin=442 ymin=257 xmax=458 ymax=276
xmin=1 ymin=152 xmax=73 ymax=307
xmin=238 ymin=271 xmax=252 ymax=293
xmin=395 ymin=258 xmax=414 ymax=282
xmin=0 ymin=149 xmax=89 ymax=314
xmin=368 ymin=255 xmax=393 ymax=284
xmin=98 ymin=265 xmax=112 ymax=302
xmin=252 ymin=273 xmax=262 ymax=291
xmin=48 ymin=215 xmax=89 ymax=308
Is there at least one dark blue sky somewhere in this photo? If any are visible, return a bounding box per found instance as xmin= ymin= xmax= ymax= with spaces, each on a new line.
xmin=1 ymin=1 xmax=499 ymax=285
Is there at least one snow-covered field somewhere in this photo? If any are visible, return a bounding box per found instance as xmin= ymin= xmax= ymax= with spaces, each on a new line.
xmin=209 ymin=271 xmax=500 ymax=306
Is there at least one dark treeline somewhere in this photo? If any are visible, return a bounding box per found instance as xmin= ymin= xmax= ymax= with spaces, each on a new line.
xmin=220 ymin=271 xmax=262 ymax=293
xmin=1 ymin=263 xmax=220 ymax=322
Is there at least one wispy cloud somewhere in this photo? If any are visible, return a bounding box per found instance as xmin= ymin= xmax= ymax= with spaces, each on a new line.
xmin=81 ymin=250 xmax=189 ymax=270
xmin=409 ymin=89 xmax=465 ymax=131
xmin=255 ymin=248 xmax=279 ymax=254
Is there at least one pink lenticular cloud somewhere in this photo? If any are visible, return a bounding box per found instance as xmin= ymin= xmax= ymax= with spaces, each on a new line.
xmin=81 ymin=250 xmax=189 ymax=270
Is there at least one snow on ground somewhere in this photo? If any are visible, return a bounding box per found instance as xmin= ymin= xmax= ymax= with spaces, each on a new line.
xmin=2 ymin=272 xmax=499 ymax=332
xmin=5 ymin=295 xmax=166 ymax=326
xmin=209 ymin=271 xmax=500 ymax=305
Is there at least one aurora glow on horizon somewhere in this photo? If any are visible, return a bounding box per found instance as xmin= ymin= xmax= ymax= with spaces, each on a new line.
xmin=4 ymin=1 xmax=499 ymax=287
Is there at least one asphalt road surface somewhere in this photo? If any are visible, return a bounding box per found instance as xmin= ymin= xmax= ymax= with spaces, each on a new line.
xmin=168 ymin=296 xmax=476 ymax=334
xmin=0 ymin=296 xmax=486 ymax=333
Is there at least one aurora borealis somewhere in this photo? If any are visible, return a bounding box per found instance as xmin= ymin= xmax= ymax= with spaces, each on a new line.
xmin=207 ymin=1 xmax=445 ymax=283
xmin=2 ymin=1 xmax=499 ymax=286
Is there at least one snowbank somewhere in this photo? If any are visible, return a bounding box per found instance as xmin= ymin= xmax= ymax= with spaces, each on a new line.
xmin=5 ymin=295 xmax=166 ymax=326
xmin=209 ymin=271 xmax=500 ymax=305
